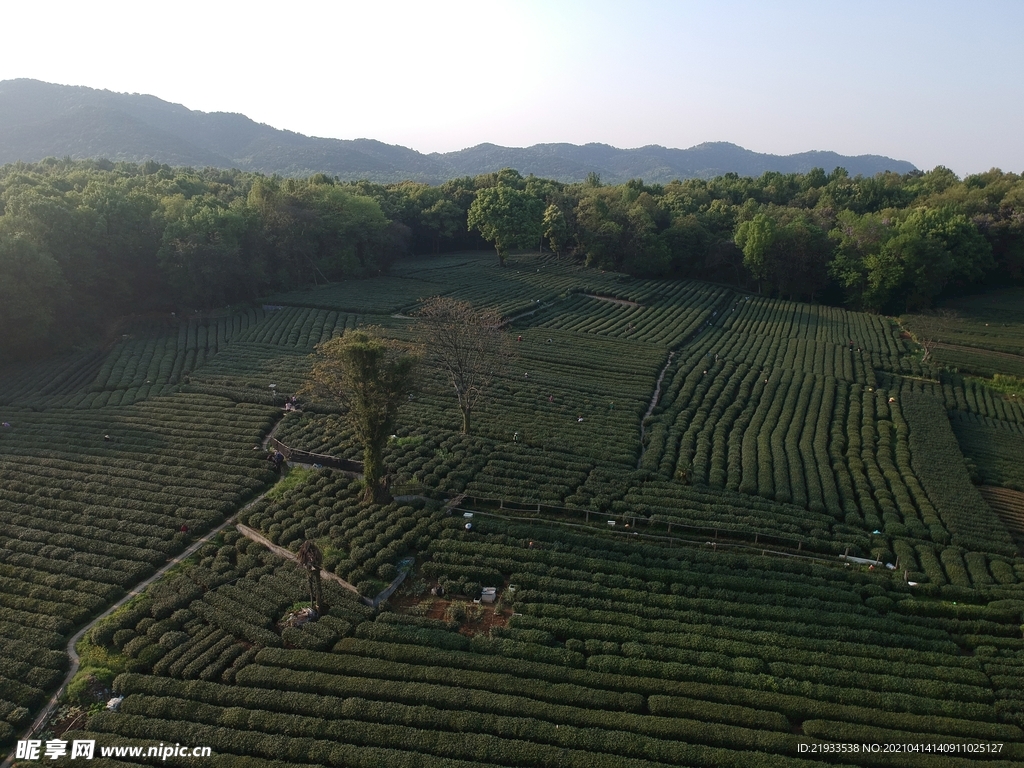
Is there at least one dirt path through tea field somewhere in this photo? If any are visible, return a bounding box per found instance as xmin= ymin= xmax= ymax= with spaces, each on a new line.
xmin=636 ymin=292 xmax=739 ymax=468
xmin=1 ymin=414 xmax=293 ymax=767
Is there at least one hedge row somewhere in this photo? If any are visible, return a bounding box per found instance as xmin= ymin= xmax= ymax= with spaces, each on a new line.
xmin=901 ymin=392 xmax=1016 ymax=555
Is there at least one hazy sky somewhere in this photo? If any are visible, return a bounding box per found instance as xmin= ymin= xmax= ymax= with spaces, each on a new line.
xmin=2 ymin=0 xmax=1021 ymax=176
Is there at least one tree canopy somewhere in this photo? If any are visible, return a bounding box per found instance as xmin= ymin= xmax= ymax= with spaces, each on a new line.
xmin=2 ymin=157 xmax=1023 ymax=361
xmin=0 ymin=161 xmax=400 ymax=358
xmin=467 ymin=171 xmax=544 ymax=266
xmin=303 ymin=329 xmax=418 ymax=502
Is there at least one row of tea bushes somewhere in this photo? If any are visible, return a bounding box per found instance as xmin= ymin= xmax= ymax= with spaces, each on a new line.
xmin=901 ymin=392 xmax=1017 ymax=556
xmin=0 ymin=349 xmax=105 ymax=408
xmin=951 ymin=411 xmax=1024 ymax=491
xmin=0 ymin=393 xmax=280 ymax=753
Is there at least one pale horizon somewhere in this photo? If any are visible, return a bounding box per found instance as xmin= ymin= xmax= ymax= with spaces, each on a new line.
xmin=2 ymin=0 xmax=1022 ymax=177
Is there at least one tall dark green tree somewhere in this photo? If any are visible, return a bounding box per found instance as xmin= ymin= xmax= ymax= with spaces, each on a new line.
xmin=885 ymin=207 xmax=993 ymax=310
xmin=0 ymin=227 xmax=64 ymax=358
xmin=542 ymin=203 xmax=570 ymax=255
xmin=158 ymin=199 xmax=254 ymax=308
xmin=734 ymin=213 xmax=777 ymax=293
xmin=304 ymin=330 xmax=418 ymax=502
xmin=467 ymin=171 xmax=543 ymax=266
xmin=828 ymin=210 xmax=893 ymax=309
xmin=772 ymin=214 xmax=832 ymax=301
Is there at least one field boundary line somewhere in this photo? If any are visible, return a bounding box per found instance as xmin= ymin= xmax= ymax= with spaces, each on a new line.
xmin=931 ymin=341 xmax=1024 ymax=363
xmin=500 ymin=300 xmax=559 ymax=327
xmin=583 ymin=294 xmax=641 ymax=307
xmin=452 ymin=504 xmax=853 ymax=570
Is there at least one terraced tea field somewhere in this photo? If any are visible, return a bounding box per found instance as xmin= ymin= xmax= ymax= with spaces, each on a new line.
xmin=3 ymin=251 xmax=1024 ymax=765
xmin=0 ymin=395 xmax=276 ymax=750
xmin=902 ymin=288 xmax=1024 ymax=378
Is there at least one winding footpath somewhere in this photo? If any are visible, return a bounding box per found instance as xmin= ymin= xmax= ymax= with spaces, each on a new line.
xmin=637 ymin=351 xmax=676 ymax=467
xmin=1 ymin=416 xmax=291 ymax=768
xmin=636 ymin=292 xmax=740 ymax=468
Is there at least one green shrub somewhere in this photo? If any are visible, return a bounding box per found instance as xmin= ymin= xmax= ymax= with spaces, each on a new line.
xmin=66 ymin=667 xmax=115 ymax=705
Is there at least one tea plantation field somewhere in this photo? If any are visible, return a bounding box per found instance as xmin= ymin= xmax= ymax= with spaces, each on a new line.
xmin=902 ymin=289 xmax=1024 ymax=379
xmin=3 ymin=251 xmax=1024 ymax=765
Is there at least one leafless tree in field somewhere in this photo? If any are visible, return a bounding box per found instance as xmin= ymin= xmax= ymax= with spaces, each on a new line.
xmin=415 ymin=297 xmax=514 ymax=435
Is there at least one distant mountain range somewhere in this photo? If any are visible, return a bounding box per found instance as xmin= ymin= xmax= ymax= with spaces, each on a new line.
xmin=0 ymin=79 xmax=918 ymax=183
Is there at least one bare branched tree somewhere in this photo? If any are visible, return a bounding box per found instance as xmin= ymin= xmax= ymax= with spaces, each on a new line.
xmin=921 ymin=338 xmax=937 ymax=363
xmin=415 ymin=297 xmax=514 ymax=435
xmin=917 ymin=309 xmax=956 ymax=364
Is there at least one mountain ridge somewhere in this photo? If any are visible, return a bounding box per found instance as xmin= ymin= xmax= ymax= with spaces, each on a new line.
xmin=0 ymin=79 xmax=918 ymax=183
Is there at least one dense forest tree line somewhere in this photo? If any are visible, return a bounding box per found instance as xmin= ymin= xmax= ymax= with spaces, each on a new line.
xmin=1 ymin=157 xmax=1022 ymax=360
xmin=0 ymin=160 xmax=426 ymax=359
xmin=531 ymin=166 xmax=1023 ymax=311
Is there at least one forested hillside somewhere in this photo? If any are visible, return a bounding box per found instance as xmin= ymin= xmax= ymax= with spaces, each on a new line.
xmin=2 ymin=159 xmax=1021 ymax=363
xmin=0 ymin=79 xmax=916 ymax=183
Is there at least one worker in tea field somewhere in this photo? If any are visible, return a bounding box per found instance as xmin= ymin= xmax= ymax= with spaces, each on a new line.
xmin=268 ymin=450 xmax=285 ymax=471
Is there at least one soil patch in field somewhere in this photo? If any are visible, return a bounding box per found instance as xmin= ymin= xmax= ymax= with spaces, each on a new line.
xmin=48 ymin=705 xmax=91 ymax=738
xmin=388 ymin=589 xmax=511 ymax=637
